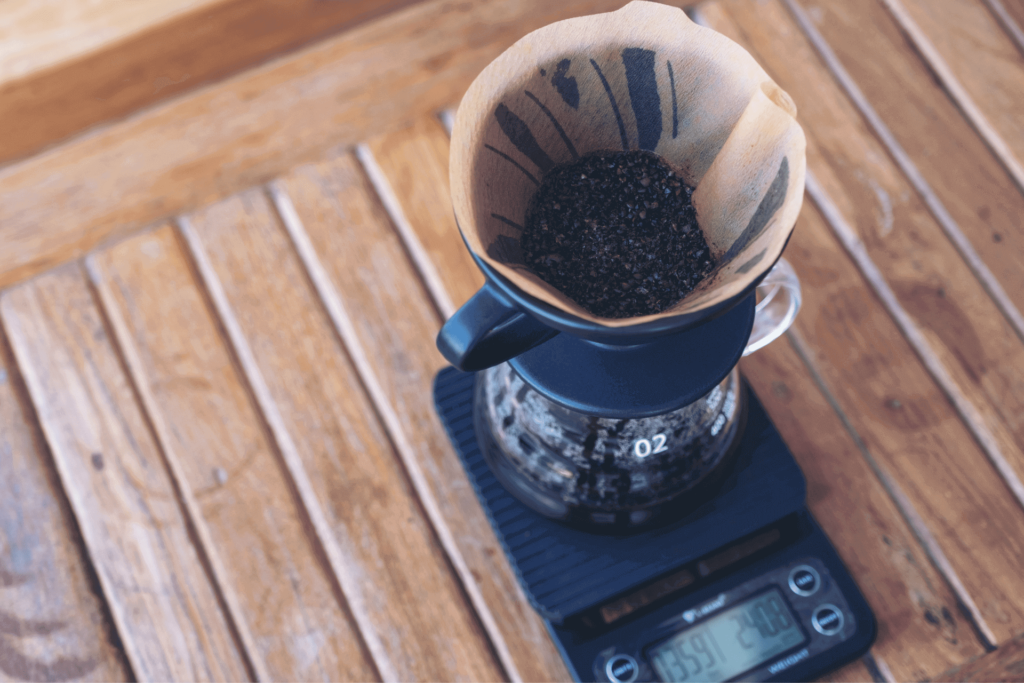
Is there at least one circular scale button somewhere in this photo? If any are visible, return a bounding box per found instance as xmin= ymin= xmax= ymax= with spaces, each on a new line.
xmin=788 ymin=565 xmax=820 ymax=596
xmin=812 ymin=604 xmax=845 ymax=636
xmin=605 ymin=654 xmax=640 ymax=683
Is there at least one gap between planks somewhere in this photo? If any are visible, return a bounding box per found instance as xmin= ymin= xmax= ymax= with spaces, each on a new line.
xmin=764 ymin=0 xmax=1024 ymax=531
xmin=0 ymin=320 xmax=133 ymax=682
xmin=83 ymin=256 xmax=269 ymax=683
xmin=785 ymin=327 xmax=999 ymax=651
xmin=981 ymin=0 xmax=1024 ymax=57
xmin=0 ymin=265 xmax=253 ymax=681
xmin=174 ymin=216 xmax=393 ymax=683
xmin=863 ymin=652 xmax=896 ymax=683
xmin=356 ymin=117 xmax=458 ymax=322
xmin=698 ymin=0 xmax=1024 ymax=647
xmin=350 ymin=137 xmax=530 ymax=681
xmin=802 ymin=170 xmax=1024 ymax=520
xmin=877 ymin=0 xmax=1024 ymax=198
xmin=779 ymin=0 xmax=1024 ymax=348
xmin=354 ymin=145 xmax=456 ymax=321
xmin=438 ymin=110 xmax=457 ymax=137
xmin=266 ymin=182 xmax=522 ymax=683
xmin=932 ymin=628 xmax=1024 ymax=681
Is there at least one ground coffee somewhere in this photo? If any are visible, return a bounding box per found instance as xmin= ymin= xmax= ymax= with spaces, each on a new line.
xmin=521 ymin=150 xmax=715 ymax=318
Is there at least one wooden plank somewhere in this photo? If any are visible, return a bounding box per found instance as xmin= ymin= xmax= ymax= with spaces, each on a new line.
xmin=981 ymin=0 xmax=1024 ymax=58
xmin=781 ymin=0 xmax=1024 ymax=343
xmin=712 ymin=0 xmax=1024 ymax=493
xmin=0 ymin=330 xmax=130 ymax=683
xmin=741 ymin=334 xmax=985 ymax=681
xmin=998 ymin=0 xmax=1024 ymax=29
xmin=820 ymin=659 xmax=877 ymax=683
xmin=704 ymin=0 xmax=1024 ymax=637
xmin=88 ymin=225 xmax=382 ymax=682
xmin=275 ymin=153 xmax=571 ymax=682
xmin=183 ymin=188 xmax=506 ymax=682
xmin=791 ymin=0 xmax=1024 ymax=550
xmin=0 ymin=0 xmax=209 ymax=82
xmin=932 ymin=630 xmax=1024 ymax=682
xmin=361 ymin=117 xmax=483 ymax=318
xmin=0 ymin=0 xmax=419 ymax=167
xmin=885 ymin=0 xmax=1024 ymax=192
xmin=0 ymin=266 xmax=251 ymax=682
xmin=765 ymin=187 xmax=1024 ymax=640
xmin=780 ymin=0 xmax=1024 ymax=500
xmin=0 ymin=0 xmax=655 ymax=292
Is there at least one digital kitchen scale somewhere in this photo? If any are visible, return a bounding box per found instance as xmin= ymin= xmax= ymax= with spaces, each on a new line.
xmin=434 ymin=367 xmax=876 ymax=682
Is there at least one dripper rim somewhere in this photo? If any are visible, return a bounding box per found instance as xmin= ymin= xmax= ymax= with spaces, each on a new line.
xmin=466 ymin=227 xmax=794 ymax=345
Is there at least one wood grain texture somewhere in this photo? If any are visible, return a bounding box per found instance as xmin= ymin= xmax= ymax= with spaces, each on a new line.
xmin=0 ymin=0 xmax=660 ymax=292
xmin=704 ymin=0 xmax=1024 ymax=623
xmin=932 ymin=630 xmax=1024 ymax=682
xmin=0 ymin=266 xmax=250 ymax=682
xmin=999 ymin=0 xmax=1024 ymax=18
xmin=715 ymin=0 xmax=1024 ymax=488
xmin=981 ymin=0 xmax=1024 ymax=58
xmin=0 ymin=0 xmax=419 ymax=167
xmin=276 ymin=152 xmax=571 ymax=682
xmin=998 ymin=0 xmax=1024 ymax=28
xmin=888 ymin=0 xmax=1024 ymax=191
xmin=780 ymin=0 xmax=1024 ymax=348
xmin=185 ymin=188 xmax=506 ymax=682
xmin=0 ymin=0 xmax=208 ymax=81
xmin=818 ymin=659 xmax=877 ymax=683
xmin=0 ymin=331 xmax=130 ymax=683
xmin=741 ymin=334 xmax=984 ymax=681
xmin=779 ymin=0 xmax=1024 ymax=539
xmin=88 ymin=225 xmax=382 ymax=682
xmin=762 ymin=188 xmax=1024 ymax=641
xmin=363 ymin=117 xmax=483 ymax=318
xmin=84 ymin=257 xmax=272 ymax=683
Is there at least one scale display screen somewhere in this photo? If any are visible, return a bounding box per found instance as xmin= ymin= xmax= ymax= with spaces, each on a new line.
xmin=648 ymin=588 xmax=806 ymax=682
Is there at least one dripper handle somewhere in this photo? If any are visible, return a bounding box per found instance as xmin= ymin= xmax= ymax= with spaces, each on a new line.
xmin=437 ymin=282 xmax=559 ymax=371
xmin=743 ymin=258 xmax=802 ymax=356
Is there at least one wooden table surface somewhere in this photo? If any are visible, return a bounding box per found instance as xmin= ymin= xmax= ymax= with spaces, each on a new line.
xmin=2 ymin=0 xmax=1024 ymax=681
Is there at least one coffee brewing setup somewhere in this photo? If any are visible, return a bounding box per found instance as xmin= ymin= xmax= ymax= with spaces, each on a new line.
xmin=432 ymin=3 xmax=876 ymax=680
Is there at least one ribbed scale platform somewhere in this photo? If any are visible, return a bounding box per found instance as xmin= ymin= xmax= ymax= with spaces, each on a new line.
xmin=434 ymin=367 xmax=807 ymax=624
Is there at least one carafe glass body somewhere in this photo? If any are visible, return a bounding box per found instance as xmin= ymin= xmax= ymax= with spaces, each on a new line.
xmin=474 ymin=362 xmax=745 ymax=530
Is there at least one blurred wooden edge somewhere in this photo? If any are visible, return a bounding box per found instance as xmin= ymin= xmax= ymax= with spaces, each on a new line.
xmin=931 ymin=631 xmax=1024 ymax=681
xmin=0 ymin=0 xmax=675 ymax=293
xmin=0 ymin=0 xmax=210 ymax=81
xmin=0 ymin=0 xmax=421 ymax=168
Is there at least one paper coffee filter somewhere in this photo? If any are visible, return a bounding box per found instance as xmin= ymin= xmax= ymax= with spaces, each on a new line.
xmin=449 ymin=0 xmax=806 ymax=327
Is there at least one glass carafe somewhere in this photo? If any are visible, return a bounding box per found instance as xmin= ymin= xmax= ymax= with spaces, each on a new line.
xmin=472 ymin=259 xmax=800 ymax=531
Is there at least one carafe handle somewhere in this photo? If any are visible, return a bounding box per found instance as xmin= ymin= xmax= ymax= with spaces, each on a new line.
xmin=743 ymin=258 xmax=802 ymax=356
xmin=436 ymin=282 xmax=559 ymax=371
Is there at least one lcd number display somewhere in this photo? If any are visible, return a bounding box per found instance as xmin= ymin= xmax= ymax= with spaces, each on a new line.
xmin=649 ymin=588 xmax=805 ymax=682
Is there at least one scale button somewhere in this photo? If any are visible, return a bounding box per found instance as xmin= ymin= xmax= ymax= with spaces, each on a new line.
xmin=812 ymin=605 xmax=844 ymax=635
xmin=788 ymin=565 xmax=820 ymax=596
xmin=605 ymin=654 xmax=639 ymax=683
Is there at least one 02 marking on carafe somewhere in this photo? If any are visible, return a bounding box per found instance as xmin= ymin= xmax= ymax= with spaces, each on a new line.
xmin=634 ymin=434 xmax=669 ymax=458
